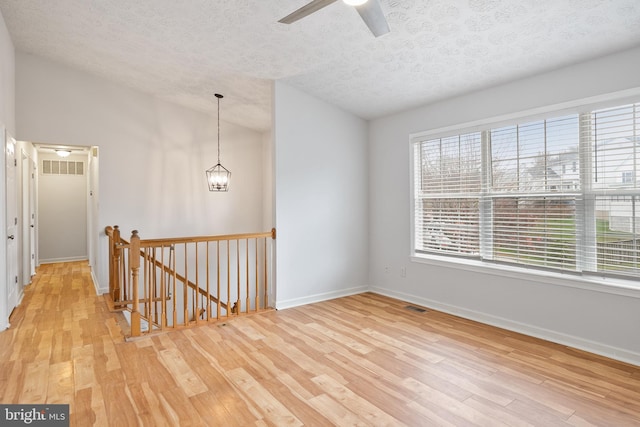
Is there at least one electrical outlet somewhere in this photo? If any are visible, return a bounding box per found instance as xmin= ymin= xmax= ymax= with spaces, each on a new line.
xmin=400 ymin=267 xmax=406 ymax=277
xmin=384 ymin=266 xmax=390 ymax=274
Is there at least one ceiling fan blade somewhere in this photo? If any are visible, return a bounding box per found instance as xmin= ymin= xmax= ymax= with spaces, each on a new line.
xmin=355 ymin=0 xmax=390 ymax=37
xmin=279 ymin=0 xmax=339 ymax=24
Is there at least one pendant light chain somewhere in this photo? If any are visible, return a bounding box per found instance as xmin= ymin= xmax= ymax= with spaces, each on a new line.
xmin=216 ymin=93 xmax=223 ymax=164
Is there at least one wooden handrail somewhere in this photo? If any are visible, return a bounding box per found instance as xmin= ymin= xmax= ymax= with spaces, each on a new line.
xmin=107 ymin=228 xmax=276 ymax=246
xmin=136 ymin=229 xmax=276 ymax=247
xmin=105 ymin=226 xmax=276 ymax=337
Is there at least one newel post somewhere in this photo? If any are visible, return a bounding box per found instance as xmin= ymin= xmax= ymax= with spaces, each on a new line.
xmin=129 ymin=230 xmax=141 ymax=337
xmin=105 ymin=226 xmax=114 ymax=297
xmin=112 ymin=226 xmax=121 ymax=303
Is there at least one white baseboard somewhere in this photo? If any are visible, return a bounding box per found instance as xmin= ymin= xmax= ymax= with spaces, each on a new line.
xmin=369 ymin=286 xmax=640 ymax=367
xmin=91 ymin=269 xmax=107 ymax=295
xmin=276 ymin=286 xmax=368 ymax=310
xmin=39 ymin=256 xmax=88 ymax=264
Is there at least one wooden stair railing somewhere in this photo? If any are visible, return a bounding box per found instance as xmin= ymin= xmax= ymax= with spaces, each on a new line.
xmin=105 ymin=226 xmax=276 ymax=337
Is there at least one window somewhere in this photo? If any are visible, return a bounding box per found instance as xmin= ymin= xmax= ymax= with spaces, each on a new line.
xmin=590 ymin=103 xmax=639 ymax=277
xmin=412 ymin=102 xmax=640 ymax=280
xmin=414 ymin=132 xmax=481 ymax=256
xmin=490 ymin=115 xmax=580 ymax=271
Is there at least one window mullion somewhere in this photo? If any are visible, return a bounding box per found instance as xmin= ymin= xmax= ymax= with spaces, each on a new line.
xmin=480 ymin=130 xmax=493 ymax=260
xmin=579 ymin=112 xmax=597 ymax=272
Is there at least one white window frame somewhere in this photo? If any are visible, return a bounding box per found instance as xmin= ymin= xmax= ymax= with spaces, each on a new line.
xmin=409 ymin=90 xmax=640 ymax=297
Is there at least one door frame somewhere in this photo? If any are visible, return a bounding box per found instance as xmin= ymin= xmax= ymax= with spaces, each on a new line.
xmin=21 ymin=149 xmax=36 ymax=284
xmin=4 ymin=128 xmax=20 ymax=323
xmin=33 ymin=144 xmax=98 ymax=281
xmin=0 ymin=124 xmax=7 ymax=330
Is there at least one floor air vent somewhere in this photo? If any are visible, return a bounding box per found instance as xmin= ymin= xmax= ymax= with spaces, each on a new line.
xmin=405 ymin=305 xmax=427 ymax=313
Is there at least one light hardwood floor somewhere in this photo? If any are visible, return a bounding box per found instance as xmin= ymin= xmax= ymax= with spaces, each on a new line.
xmin=1 ymin=261 xmax=640 ymax=426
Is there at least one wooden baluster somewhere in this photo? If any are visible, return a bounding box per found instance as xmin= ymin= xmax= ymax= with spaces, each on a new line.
xmin=129 ymin=230 xmax=141 ymax=337
xmin=105 ymin=226 xmax=114 ymax=301
xmin=226 ymin=239 xmax=230 ymax=318
xmin=216 ymin=241 xmax=221 ymax=320
xmin=206 ymin=242 xmax=210 ymax=321
xmin=255 ymin=238 xmax=259 ymax=312
xmin=121 ymin=255 xmax=127 ymax=303
xmin=144 ymin=247 xmax=149 ymax=322
xmin=245 ymin=239 xmax=250 ymax=314
xmin=269 ymin=228 xmax=276 ymax=307
xmin=146 ymin=248 xmax=151 ymax=322
xmin=171 ymin=244 xmax=177 ymax=328
xmin=263 ymin=236 xmax=268 ymax=310
xmin=112 ymin=226 xmax=121 ymax=303
xmin=268 ymin=228 xmax=276 ymax=309
xmin=153 ymin=247 xmax=159 ymax=326
xmin=161 ymin=245 xmax=166 ymax=330
xmin=195 ymin=242 xmax=200 ymax=324
xmin=149 ymin=247 xmax=155 ymax=324
xmin=236 ymin=239 xmax=240 ymax=315
xmin=183 ymin=243 xmax=188 ymax=327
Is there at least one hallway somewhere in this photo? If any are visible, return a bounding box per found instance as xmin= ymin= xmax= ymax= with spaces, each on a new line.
xmin=0 ymin=262 xmax=124 ymax=424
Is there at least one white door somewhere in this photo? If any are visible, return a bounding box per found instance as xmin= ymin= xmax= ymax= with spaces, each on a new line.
xmin=21 ymin=151 xmax=35 ymax=283
xmin=6 ymin=134 xmax=19 ymax=312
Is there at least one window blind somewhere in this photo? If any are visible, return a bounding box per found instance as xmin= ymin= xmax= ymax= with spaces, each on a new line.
xmin=414 ymin=132 xmax=481 ymax=256
xmin=491 ymin=196 xmax=577 ymax=270
xmin=489 ymin=115 xmax=580 ymax=271
xmin=589 ymin=104 xmax=639 ymax=278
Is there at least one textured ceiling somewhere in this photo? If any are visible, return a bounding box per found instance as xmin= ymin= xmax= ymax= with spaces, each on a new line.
xmin=1 ymin=0 xmax=639 ymax=131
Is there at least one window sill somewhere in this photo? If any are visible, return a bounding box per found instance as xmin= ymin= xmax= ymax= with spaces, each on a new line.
xmin=411 ymin=253 xmax=640 ymax=299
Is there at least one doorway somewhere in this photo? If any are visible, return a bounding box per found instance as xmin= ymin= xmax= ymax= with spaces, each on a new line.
xmin=37 ymin=146 xmax=91 ymax=263
xmin=2 ymin=137 xmax=102 ymax=329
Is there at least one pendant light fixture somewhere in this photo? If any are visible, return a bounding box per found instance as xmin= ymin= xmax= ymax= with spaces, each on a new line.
xmin=206 ymin=93 xmax=231 ymax=192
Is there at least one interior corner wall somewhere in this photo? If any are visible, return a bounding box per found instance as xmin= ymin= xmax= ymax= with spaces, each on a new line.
xmin=0 ymin=8 xmax=15 ymax=330
xmin=273 ymin=81 xmax=369 ymax=308
xmin=261 ymin=130 xmax=274 ymax=231
xmin=368 ymin=46 xmax=640 ymax=365
xmin=16 ymin=52 xmax=265 ymax=294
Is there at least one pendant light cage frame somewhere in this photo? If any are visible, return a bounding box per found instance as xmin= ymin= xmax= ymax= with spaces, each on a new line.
xmin=206 ymin=93 xmax=231 ymax=192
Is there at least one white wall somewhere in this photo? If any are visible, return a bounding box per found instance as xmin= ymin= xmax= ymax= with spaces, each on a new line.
xmin=273 ymin=81 xmax=369 ymax=308
xmin=369 ymin=46 xmax=640 ymax=365
xmin=16 ymin=53 xmax=268 ymax=294
xmin=0 ymin=9 xmax=13 ymax=135
xmin=0 ymin=8 xmax=15 ymax=330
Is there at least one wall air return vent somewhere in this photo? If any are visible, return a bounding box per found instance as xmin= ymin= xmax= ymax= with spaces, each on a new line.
xmin=42 ymin=160 xmax=85 ymax=176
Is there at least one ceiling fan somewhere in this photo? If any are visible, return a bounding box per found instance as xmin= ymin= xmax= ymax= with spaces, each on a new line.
xmin=278 ymin=0 xmax=390 ymax=38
